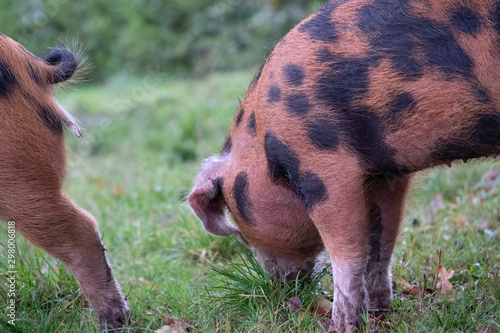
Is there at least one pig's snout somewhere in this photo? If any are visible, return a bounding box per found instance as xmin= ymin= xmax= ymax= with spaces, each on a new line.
xmin=256 ymin=250 xmax=316 ymax=283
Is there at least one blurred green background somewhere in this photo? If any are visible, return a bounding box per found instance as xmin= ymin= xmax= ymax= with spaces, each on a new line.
xmin=1 ymin=0 xmax=323 ymax=80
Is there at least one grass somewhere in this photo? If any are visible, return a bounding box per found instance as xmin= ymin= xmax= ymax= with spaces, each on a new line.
xmin=0 ymin=70 xmax=498 ymax=332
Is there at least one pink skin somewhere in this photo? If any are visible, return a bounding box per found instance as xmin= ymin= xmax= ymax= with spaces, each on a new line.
xmin=188 ymin=0 xmax=500 ymax=328
xmin=189 ymin=154 xmax=324 ymax=282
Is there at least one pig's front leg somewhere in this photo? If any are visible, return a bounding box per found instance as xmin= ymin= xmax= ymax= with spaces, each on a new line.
xmin=305 ymin=156 xmax=370 ymax=332
xmin=364 ymin=175 xmax=410 ymax=310
xmin=330 ymin=260 xmax=369 ymax=332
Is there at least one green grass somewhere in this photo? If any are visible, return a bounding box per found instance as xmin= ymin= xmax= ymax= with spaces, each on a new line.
xmin=0 ymin=71 xmax=499 ymax=332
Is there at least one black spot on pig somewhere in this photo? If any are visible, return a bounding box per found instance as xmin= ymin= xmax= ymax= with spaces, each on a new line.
xmin=356 ymin=0 xmax=423 ymax=78
xmin=366 ymin=202 xmax=383 ymax=271
xmin=264 ymin=132 xmax=328 ymax=210
xmin=0 ymin=60 xmax=17 ymax=97
xmin=316 ymin=57 xmax=370 ymax=112
xmin=316 ymin=48 xmax=335 ymax=64
xmin=38 ymin=105 xmax=63 ymax=135
xmin=451 ymin=4 xmax=481 ymax=35
xmin=433 ymin=114 xmax=500 ymax=161
xmin=28 ymin=63 xmax=42 ymax=85
xmin=221 ymin=136 xmax=232 ymax=155
xmin=305 ymin=119 xmax=339 ymax=150
xmin=425 ymin=30 xmax=473 ymax=77
xmin=342 ymin=107 xmax=398 ymax=172
xmin=298 ymin=0 xmax=349 ymax=42
xmin=268 ymin=85 xmax=282 ymax=103
xmin=297 ymin=172 xmax=328 ymax=210
xmin=493 ymin=5 xmax=500 ymax=37
xmin=471 ymin=113 xmax=500 ymax=146
xmin=315 ymin=52 xmax=399 ymax=171
xmin=472 ymin=85 xmax=490 ymax=104
xmin=283 ymin=64 xmax=305 ymax=86
xmin=285 ymin=93 xmax=312 ymax=116
xmin=247 ymin=112 xmax=256 ymax=136
xmin=265 ymin=132 xmax=301 ymax=184
xmin=211 ymin=177 xmax=225 ymax=205
xmin=233 ymin=172 xmax=255 ymax=225
xmin=357 ymin=0 xmax=473 ymax=79
xmin=235 ymin=108 xmax=245 ymax=126
xmin=385 ymin=92 xmax=416 ymax=126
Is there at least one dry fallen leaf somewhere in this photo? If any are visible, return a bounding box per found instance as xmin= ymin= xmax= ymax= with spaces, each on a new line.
xmin=475 ymin=327 xmax=495 ymax=333
xmin=396 ymin=277 xmax=412 ymax=289
xmin=436 ymin=265 xmax=455 ymax=293
xmin=403 ymin=285 xmax=423 ymax=296
xmin=397 ymin=277 xmax=422 ymax=295
xmin=113 ymin=186 xmax=124 ymax=196
xmin=94 ymin=178 xmax=106 ymax=188
xmin=310 ymin=297 xmax=332 ymax=317
xmin=453 ymin=215 xmax=467 ymax=229
xmin=369 ymin=313 xmax=395 ymax=329
xmin=137 ymin=277 xmax=159 ymax=292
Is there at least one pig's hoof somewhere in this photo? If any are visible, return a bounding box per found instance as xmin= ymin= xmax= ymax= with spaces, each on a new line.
xmin=368 ymin=293 xmax=391 ymax=310
xmin=329 ymin=320 xmax=358 ymax=333
xmin=98 ymin=301 xmax=131 ymax=331
xmin=331 ymin=312 xmax=362 ymax=333
xmin=367 ymin=284 xmax=391 ymax=310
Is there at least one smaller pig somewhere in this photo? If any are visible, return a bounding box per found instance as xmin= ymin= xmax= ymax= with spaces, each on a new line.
xmin=0 ymin=34 xmax=129 ymax=330
xmin=190 ymin=0 xmax=500 ymax=331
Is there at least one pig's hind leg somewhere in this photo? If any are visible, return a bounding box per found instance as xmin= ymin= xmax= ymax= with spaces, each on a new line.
xmin=364 ymin=175 xmax=410 ymax=310
xmin=0 ymin=187 xmax=129 ymax=330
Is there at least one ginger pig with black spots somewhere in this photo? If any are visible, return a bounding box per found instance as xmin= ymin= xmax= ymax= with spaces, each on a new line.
xmin=189 ymin=0 xmax=500 ymax=331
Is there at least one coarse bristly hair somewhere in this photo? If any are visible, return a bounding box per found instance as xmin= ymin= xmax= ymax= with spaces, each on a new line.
xmin=0 ymin=33 xmax=129 ymax=330
xmin=50 ymin=38 xmax=92 ymax=88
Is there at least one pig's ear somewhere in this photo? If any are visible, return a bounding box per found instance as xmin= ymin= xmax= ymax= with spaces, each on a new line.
xmin=189 ymin=176 xmax=239 ymax=236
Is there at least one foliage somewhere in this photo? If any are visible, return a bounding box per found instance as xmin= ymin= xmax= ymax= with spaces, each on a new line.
xmin=0 ymin=0 xmax=323 ymax=79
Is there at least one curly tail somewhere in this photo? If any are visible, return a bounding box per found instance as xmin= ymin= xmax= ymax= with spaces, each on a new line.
xmin=43 ymin=47 xmax=78 ymax=84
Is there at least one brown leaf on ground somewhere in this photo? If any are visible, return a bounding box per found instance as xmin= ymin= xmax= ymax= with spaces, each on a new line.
xmin=436 ymin=265 xmax=455 ymax=293
xmin=137 ymin=277 xmax=159 ymax=292
xmin=113 ymin=186 xmax=124 ymax=196
xmin=157 ymin=317 xmax=194 ymax=333
xmin=453 ymin=215 xmax=467 ymax=229
xmin=93 ymin=177 xmax=106 ymax=188
xmin=396 ymin=277 xmax=412 ymax=289
xmin=402 ymin=285 xmax=423 ymax=296
xmin=310 ymin=297 xmax=331 ymax=317
xmin=369 ymin=313 xmax=395 ymax=329
xmin=475 ymin=327 xmax=495 ymax=333
xmin=397 ymin=277 xmax=423 ymax=295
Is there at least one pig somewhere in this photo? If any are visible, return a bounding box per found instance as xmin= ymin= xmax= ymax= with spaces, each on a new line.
xmin=189 ymin=0 xmax=500 ymax=331
xmin=0 ymin=34 xmax=129 ymax=330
